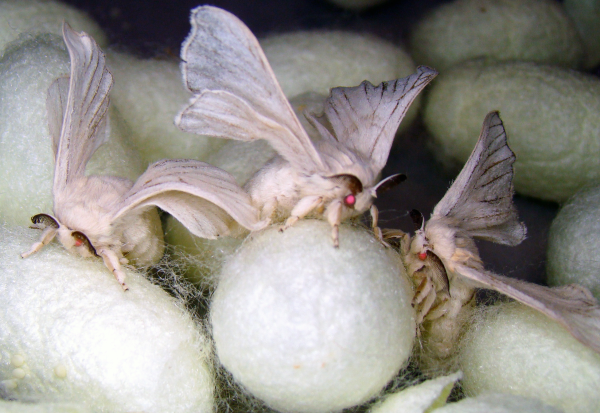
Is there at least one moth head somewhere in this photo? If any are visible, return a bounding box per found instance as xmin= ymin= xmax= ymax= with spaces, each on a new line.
xmin=409 ymin=209 xmax=429 ymax=260
xmin=56 ymin=226 xmax=99 ymax=258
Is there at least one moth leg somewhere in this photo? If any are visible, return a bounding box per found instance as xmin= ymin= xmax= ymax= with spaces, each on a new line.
xmin=415 ymin=285 xmax=437 ymax=325
xmin=325 ymin=200 xmax=343 ymax=248
xmin=281 ymin=196 xmax=323 ymax=232
xmin=20 ymin=227 xmax=58 ymax=258
xmin=423 ymin=296 xmax=451 ymax=322
xmin=370 ymin=205 xmax=389 ymax=246
xmin=261 ymin=198 xmax=278 ymax=223
xmin=98 ymin=248 xmax=129 ymax=291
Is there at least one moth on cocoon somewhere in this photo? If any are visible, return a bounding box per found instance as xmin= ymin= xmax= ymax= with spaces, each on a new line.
xmin=368 ymin=371 xmax=462 ymax=413
xmin=424 ymin=61 xmax=600 ymax=203
xmin=433 ymin=393 xmax=564 ymax=413
xmin=0 ymin=225 xmax=214 ymax=413
xmin=547 ymin=185 xmax=600 ymax=300
xmin=410 ymin=0 xmax=584 ymax=71
xmin=260 ymin=30 xmax=420 ymax=134
xmin=105 ymin=51 xmax=226 ymax=164
xmin=210 ymin=220 xmax=415 ymax=413
xmin=0 ymin=400 xmax=91 ymax=413
xmin=0 ymin=33 xmax=144 ymax=227
xmin=458 ymin=302 xmax=600 ymax=413
xmin=564 ymin=0 xmax=600 ymax=69
xmin=0 ymin=0 xmax=107 ymax=56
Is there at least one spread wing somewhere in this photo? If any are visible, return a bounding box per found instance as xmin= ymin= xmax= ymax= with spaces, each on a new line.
xmin=112 ymin=160 xmax=263 ymax=239
xmin=53 ymin=22 xmax=112 ymax=200
xmin=457 ymin=264 xmax=600 ymax=354
xmin=308 ymin=67 xmax=437 ymax=175
xmin=431 ymin=111 xmax=526 ymax=245
xmin=176 ymin=6 xmax=324 ymax=173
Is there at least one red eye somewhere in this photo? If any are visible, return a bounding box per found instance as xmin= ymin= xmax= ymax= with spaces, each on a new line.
xmin=74 ymin=238 xmax=83 ymax=247
xmin=344 ymin=194 xmax=356 ymax=207
xmin=418 ymin=252 xmax=427 ymax=261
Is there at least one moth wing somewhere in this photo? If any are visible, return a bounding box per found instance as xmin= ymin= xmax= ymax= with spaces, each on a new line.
xmin=310 ymin=67 xmax=437 ymax=174
xmin=432 ymin=111 xmax=526 ymax=245
xmin=53 ymin=22 xmax=112 ymax=196
xmin=457 ymin=264 xmax=600 ymax=354
xmin=112 ymin=160 xmax=263 ymax=239
xmin=176 ymin=6 xmax=324 ymax=173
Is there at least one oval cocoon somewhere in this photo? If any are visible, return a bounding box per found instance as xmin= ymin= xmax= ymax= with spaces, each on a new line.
xmin=410 ymin=0 xmax=583 ymax=71
xmin=0 ymin=225 xmax=214 ymax=413
xmin=546 ymin=185 xmax=600 ymax=300
xmin=260 ymin=31 xmax=420 ymax=133
xmin=106 ymin=52 xmax=225 ymax=164
xmin=458 ymin=302 xmax=600 ymax=413
xmin=0 ymin=34 xmax=144 ymax=226
xmin=210 ymin=220 xmax=415 ymax=413
xmin=564 ymin=0 xmax=600 ymax=69
xmin=424 ymin=61 xmax=600 ymax=203
xmin=0 ymin=0 xmax=107 ymax=55
xmin=434 ymin=393 xmax=563 ymax=413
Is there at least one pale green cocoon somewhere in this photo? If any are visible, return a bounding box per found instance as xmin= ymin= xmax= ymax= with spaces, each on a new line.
xmin=547 ymin=185 xmax=600 ymax=300
xmin=433 ymin=393 xmax=563 ymax=413
xmin=210 ymin=220 xmax=415 ymax=413
xmin=458 ymin=302 xmax=600 ymax=413
xmin=0 ymin=0 xmax=107 ymax=57
xmin=0 ymin=225 xmax=214 ymax=413
xmin=0 ymin=400 xmax=91 ymax=413
xmin=368 ymin=372 xmax=461 ymax=413
xmin=564 ymin=0 xmax=600 ymax=69
xmin=260 ymin=31 xmax=420 ymax=133
xmin=423 ymin=61 xmax=600 ymax=203
xmin=410 ymin=0 xmax=584 ymax=71
xmin=0 ymin=34 xmax=144 ymax=226
xmin=105 ymin=52 xmax=226 ymax=165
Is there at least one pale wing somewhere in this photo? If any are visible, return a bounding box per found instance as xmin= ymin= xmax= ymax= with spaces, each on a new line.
xmin=54 ymin=22 xmax=112 ymax=196
xmin=46 ymin=76 xmax=69 ymax=159
xmin=311 ymin=67 xmax=437 ymax=174
xmin=112 ymin=160 xmax=262 ymax=239
xmin=432 ymin=111 xmax=526 ymax=245
xmin=457 ymin=264 xmax=600 ymax=354
xmin=176 ymin=6 xmax=324 ymax=173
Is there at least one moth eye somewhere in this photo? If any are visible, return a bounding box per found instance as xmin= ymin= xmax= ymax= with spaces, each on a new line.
xmin=343 ymin=194 xmax=356 ymax=207
xmin=71 ymin=231 xmax=99 ymax=257
xmin=418 ymin=252 xmax=427 ymax=261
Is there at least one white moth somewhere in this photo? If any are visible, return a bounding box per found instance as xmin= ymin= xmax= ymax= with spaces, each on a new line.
xmin=21 ymin=23 xmax=263 ymax=290
xmin=175 ymin=6 xmax=437 ymax=246
xmin=392 ymin=111 xmax=600 ymax=362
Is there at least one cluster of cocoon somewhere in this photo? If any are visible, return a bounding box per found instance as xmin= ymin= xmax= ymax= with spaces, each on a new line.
xmin=423 ymin=61 xmax=600 ymax=203
xmin=105 ymin=52 xmax=225 ymax=164
xmin=433 ymin=393 xmax=563 ymax=413
xmin=0 ymin=34 xmax=144 ymax=226
xmin=546 ymin=185 xmax=600 ymax=300
xmin=0 ymin=0 xmax=107 ymax=55
xmin=0 ymin=225 xmax=214 ymax=413
xmin=457 ymin=301 xmax=600 ymax=413
xmin=260 ymin=31 xmax=420 ymax=134
xmin=409 ymin=0 xmax=583 ymax=71
xmin=564 ymin=0 xmax=600 ymax=69
xmin=210 ymin=220 xmax=415 ymax=413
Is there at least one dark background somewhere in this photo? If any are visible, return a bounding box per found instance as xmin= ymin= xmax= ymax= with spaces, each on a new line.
xmin=59 ymin=0 xmax=559 ymax=285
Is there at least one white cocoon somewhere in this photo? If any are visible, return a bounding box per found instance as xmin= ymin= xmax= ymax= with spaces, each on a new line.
xmin=0 ymin=225 xmax=214 ymax=413
xmin=369 ymin=371 xmax=462 ymax=413
xmin=410 ymin=0 xmax=583 ymax=71
xmin=0 ymin=0 xmax=107 ymax=56
xmin=210 ymin=220 xmax=415 ymax=413
xmin=433 ymin=393 xmax=563 ymax=413
xmin=0 ymin=400 xmax=91 ymax=413
xmin=260 ymin=31 xmax=419 ymax=133
xmin=423 ymin=61 xmax=600 ymax=203
xmin=0 ymin=34 xmax=144 ymax=226
xmin=546 ymin=185 xmax=600 ymax=300
xmin=458 ymin=302 xmax=600 ymax=413
xmin=106 ymin=51 xmax=226 ymax=164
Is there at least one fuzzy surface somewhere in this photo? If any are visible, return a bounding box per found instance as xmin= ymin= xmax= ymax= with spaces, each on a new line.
xmin=410 ymin=0 xmax=583 ymax=72
xmin=210 ymin=220 xmax=415 ymax=413
xmin=0 ymin=400 xmax=91 ymax=413
xmin=546 ymin=185 xmax=600 ymax=300
xmin=0 ymin=0 xmax=107 ymax=56
xmin=106 ymin=51 xmax=226 ymax=165
xmin=424 ymin=61 xmax=600 ymax=203
xmin=433 ymin=393 xmax=563 ymax=413
xmin=369 ymin=372 xmax=461 ymax=413
xmin=0 ymin=34 xmax=145 ymax=227
xmin=564 ymin=0 xmax=600 ymax=69
xmin=0 ymin=225 xmax=214 ymax=413
xmin=458 ymin=302 xmax=600 ymax=413
xmin=260 ymin=31 xmax=419 ymax=134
